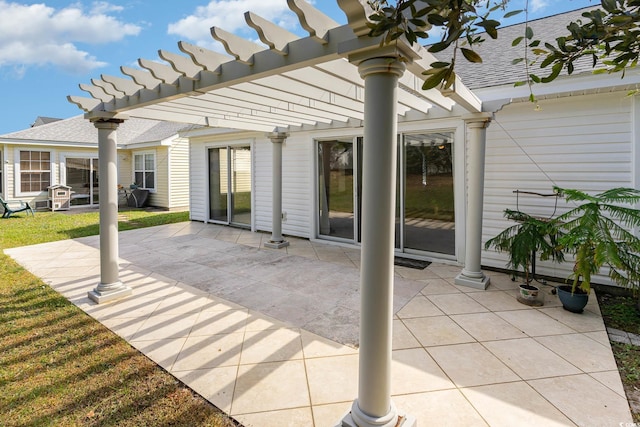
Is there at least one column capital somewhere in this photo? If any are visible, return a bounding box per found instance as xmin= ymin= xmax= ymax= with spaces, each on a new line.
xmin=357 ymin=57 xmax=406 ymax=80
xmin=88 ymin=111 xmax=127 ymax=130
xmin=463 ymin=112 xmax=492 ymax=128
xmin=266 ymin=132 xmax=289 ymax=144
xmin=92 ymin=119 xmax=125 ymax=130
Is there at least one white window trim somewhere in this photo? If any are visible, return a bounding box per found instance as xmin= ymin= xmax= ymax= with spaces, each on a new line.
xmin=132 ymin=150 xmax=157 ymax=193
xmin=14 ymin=149 xmax=54 ymax=197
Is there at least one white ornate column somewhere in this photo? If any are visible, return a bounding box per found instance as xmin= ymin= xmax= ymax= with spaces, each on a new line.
xmin=88 ymin=117 xmax=132 ymax=303
xmin=455 ymin=113 xmax=492 ymax=290
xmin=341 ymin=57 xmax=415 ymax=427
xmin=264 ymin=132 xmax=290 ymax=249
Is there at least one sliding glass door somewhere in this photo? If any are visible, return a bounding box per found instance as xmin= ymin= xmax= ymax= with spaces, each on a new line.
xmin=318 ymin=139 xmax=362 ymax=241
xmin=316 ymin=132 xmax=455 ymax=256
xmin=209 ymin=146 xmax=251 ymax=227
xmin=400 ymin=133 xmax=455 ymax=255
xmin=66 ymin=157 xmax=99 ymax=206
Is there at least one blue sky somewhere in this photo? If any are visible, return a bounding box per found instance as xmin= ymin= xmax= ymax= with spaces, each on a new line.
xmin=0 ymin=0 xmax=597 ymax=134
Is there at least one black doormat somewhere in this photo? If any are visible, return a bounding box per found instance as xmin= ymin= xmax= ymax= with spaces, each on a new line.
xmin=394 ymin=257 xmax=431 ymax=270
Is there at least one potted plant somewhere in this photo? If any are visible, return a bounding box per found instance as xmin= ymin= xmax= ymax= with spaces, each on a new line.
xmin=485 ymin=208 xmax=564 ymax=305
xmin=554 ymin=187 xmax=640 ymax=313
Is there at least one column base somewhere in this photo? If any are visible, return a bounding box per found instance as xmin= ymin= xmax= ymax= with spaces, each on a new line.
xmin=338 ymin=407 xmax=417 ymax=427
xmin=337 ymin=400 xmax=417 ymax=427
xmin=454 ymin=272 xmax=490 ymax=290
xmin=264 ymin=240 xmax=289 ymax=249
xmin=88 ymin=282 xmax=132 ymax=304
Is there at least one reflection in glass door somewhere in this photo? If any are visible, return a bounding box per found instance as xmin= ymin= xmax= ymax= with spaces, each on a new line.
xmin=400 ymin=133 xmax=455 ymax=255
xmin=318 ymin=139 xmax=356 ymax=240
xmin=66 ymin=158 xmax=99 ymax=206
xmin=209 ymin=146 xmax=251 ymax=227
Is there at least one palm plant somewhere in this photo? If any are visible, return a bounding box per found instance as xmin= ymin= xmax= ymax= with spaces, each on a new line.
xmin=485 ymin=209 xmax=564 ymax=284
xmin=555 ymin=187 xmax=640 ymax=294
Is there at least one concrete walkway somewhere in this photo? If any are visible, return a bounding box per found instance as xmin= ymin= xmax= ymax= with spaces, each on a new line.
xmin=5 ymin=221 xmax=633 ymax=426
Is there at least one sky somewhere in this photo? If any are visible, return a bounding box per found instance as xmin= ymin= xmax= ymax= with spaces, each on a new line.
xmin=0 ymin=0 xmax=598 ymax=135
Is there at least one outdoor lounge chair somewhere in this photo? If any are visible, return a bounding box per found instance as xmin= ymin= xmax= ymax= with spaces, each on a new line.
xmin=0 ymin=195 xmax=34 ymax=218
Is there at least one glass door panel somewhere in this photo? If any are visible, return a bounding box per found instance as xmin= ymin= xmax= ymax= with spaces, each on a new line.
xmin=318 ymin=139 xmax=354 ymax=240
xmin=92 ymin=159 xmax=99 ymax=204
xmin=403 ymin=133 xmax=455 ymax=255
xmin=230 ymin=146 xmax=251 ymax=226
xmin=209 ymin=147 xmax=229 ymax=222
xmin=66 ymin=158 xmax=92 ymax=206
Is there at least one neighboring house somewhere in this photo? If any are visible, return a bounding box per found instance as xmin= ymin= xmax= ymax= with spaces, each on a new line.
xmin=0 ymin=115 xmax=191 ymax=211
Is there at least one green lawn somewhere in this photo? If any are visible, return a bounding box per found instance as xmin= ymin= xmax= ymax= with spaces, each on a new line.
xmin=0 ymin=209 xmax=239 ymax=427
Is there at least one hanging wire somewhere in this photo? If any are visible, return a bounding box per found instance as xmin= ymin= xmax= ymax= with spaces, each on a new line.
xmin=493 ymin=118 xmax=558 ymax=187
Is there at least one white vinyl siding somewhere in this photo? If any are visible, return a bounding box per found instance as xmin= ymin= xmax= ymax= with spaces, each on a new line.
xmin=254 ymin=139 xmax=272 ymax=233
xmin=167 ymin=137 xmax=190 ymax=209
xmin=189 ymin=140 xmax=208 ymax=221
xmin=151 ymin=147 xmax=167 ymax=207
xmin=253 ymin=134 xmax=312 ymax=238
xmin=481 ymin=92 xmax=633 ymax=282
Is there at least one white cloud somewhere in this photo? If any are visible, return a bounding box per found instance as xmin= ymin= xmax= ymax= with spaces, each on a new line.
xmin=167 ymin=0 xmax=297 ymax=46
xmin=0 ymin=1 xmax=141 ymax=76
xmin=529 ymin=0 xmax=549 ymax=13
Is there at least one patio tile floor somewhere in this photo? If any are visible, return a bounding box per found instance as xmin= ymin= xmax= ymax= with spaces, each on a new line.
xmin=5 ymin=221 xmax=634 ymax=426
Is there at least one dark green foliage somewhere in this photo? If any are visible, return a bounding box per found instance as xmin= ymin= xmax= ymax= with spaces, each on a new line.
xmin=367 ymin=0 xmax=640 ymax=92
xmin=366 ymin=0 xmax=511 ymax=90
xmin=485 ymin=209 xmax=564 ymax=282
xmin=555 ymin=186 xmax=640 ymax=293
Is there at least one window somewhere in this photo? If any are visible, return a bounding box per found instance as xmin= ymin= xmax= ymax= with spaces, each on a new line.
xmin=20 ymin=151 xmax=51 ymax=192
xmin=0 ymin=149 xmax=3 ymax=194
xmin=133 ymin=153 xmax=155 ymax=190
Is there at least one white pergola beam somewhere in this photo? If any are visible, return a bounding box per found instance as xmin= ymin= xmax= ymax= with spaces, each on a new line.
xmin=218 ymin=84 xmax=361 ymax=121
xmin=129 ymin=106 xmax=277 ymax=132
xmin=177 ymin=95 xmax=326 ymax=125
xmin=67 ymin=95 xmax=101 ymax=111
xmin=79 ymin=83 xmax=112 ymax=102
xmin=245 ymin=11 xmax=299 ymax=55
xmin=101 ymin=74 xmax=143 ymax=96
xmin=91 ymin=78 xmax=121 ymax=98
xmin=288 ymin=0 xmax=338 ymax=42
xmin=139 ymin=58 xmax=182 ymax=83
xmin=178 ymin=41 xmax=231 ymax=73
xmin=159 ymin=49 xmax=204 ymax=78
xmin=211 ymin=27 xmax=265 ymax=65
xmin=121 ymin=66 xmax=162 ymax=89
xmin=157 ymin=99 xmax=315 ymax=127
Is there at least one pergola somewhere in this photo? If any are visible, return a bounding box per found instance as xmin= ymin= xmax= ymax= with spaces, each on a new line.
xmin=68 ymin=1 xmax=491 ymax=426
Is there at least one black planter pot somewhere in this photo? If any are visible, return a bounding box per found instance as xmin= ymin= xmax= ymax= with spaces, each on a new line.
xmin=557 ymin=285 xmax=589 ymax=313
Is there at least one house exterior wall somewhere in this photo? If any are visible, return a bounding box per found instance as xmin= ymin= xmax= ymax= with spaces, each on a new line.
xmin=3 ymin=144 xmax=99 ymax=208
xmin=118 ymin=151 xmax=132 ymax=189
xmin=167 ymin=137 xmax=190 ymax=210
xmin=481 ymin=91 xmax=634 ymax=283
xmin=254 ymin=133 xmax=313 ymax=238
xmin=152 ymin=147 xmax=168 ymax=208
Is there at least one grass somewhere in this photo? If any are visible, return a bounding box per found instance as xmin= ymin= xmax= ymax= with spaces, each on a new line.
xmin=597 ymin=291 xmax=640 ymax=421
xmin=0 ymin=209 xmax=239 ymax=427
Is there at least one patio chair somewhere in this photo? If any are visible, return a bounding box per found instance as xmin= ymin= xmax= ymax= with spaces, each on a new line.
xmin=0 ymin=195 xmax=34 ymax=218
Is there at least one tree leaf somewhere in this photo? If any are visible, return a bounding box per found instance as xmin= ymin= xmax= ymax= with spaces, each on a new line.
xmin=504 ymin=10 xmax=523 ymax=18
xmin=512 ymin=36 xmax=524 ymax=46
xmin=460 ymin=47 xmax=482 ymax=63
xmin=525 ymin=26 xmax=534 ymax=39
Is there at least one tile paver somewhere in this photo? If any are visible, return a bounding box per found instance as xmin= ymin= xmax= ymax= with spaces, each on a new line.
xmin=5 ymin=221 xmax=633 ymax=426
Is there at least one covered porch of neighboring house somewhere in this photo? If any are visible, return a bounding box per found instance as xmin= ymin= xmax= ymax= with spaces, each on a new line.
xmin=67 ymin=1 xmax=504 ymax=425
xmin=5 ymin=221 xmax=632 ymax=426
